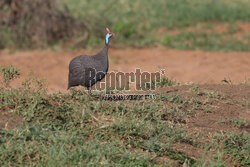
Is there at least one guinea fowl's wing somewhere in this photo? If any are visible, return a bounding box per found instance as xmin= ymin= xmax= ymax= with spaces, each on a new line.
xmin=68 ymin=56 xmax=84 ymax=89
xmin=68 ymin=45 xmax=109 ymax=90
xmin=68 ymin=55 xmax=95 ymax=89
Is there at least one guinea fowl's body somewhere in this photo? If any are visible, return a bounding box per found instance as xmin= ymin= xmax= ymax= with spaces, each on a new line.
xmin=67 ymin=46 xmax=109 ymax=90
xmin=67 ymin=29 xmax=113 ymax=95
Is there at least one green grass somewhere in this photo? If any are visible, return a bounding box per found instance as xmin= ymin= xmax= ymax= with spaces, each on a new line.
xmin=1 ymin=0 xmax=250 ymax=50
xmin=161 ymin=31 xmax=250 ymax=52
xmin=157 ymin=76 xmax=178 ymax=88
xmin=63 ymin=0 xmax=250 ymax=29
xmin=61 ymin=0 xmax=250 ymax=50
xmin=0 ymin=79 xmax=194 ymax=166
xmin=3 ymin=85 xmax=247 ymax=166
xmin=0 ymin=65 xmax=20 ymax=87
xmin=0 ymin=86 xmax=198 ymax=166
xmin=213 ymin=133 xmax=250 ymax=166
xmin=0 ymin=67 xmax=249 ymax=166
xmin=219 ymin=118 xmax=249 ymax=128
xmin=0 ymin=27 xmax=16 ymax=49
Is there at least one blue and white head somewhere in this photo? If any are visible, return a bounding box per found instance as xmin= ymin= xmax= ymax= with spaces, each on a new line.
xmin=105 ymin=27 xmax=113 ymax=45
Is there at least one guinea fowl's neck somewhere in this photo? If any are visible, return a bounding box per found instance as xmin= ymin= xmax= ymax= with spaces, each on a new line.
xmin=102 ymin=44 xmax=108 ymax=57
xmin=95 ymin=44 xmax=108 ymax=56
xmin=94 ymin=44 xmax=109 ymax=71
xmin=103 ymin=45 xmax=109 ymax=63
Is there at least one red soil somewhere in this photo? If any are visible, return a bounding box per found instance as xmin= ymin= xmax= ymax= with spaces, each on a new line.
xmin=0 ymin=46 xmax=249 ymax=92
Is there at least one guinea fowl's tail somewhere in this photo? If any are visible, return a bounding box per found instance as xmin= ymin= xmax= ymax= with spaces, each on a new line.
xmin=67 ymin=80 xmax=71 ymax=90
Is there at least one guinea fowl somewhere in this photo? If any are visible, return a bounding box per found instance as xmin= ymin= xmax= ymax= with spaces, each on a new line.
xmin=67 ymin=28 xmax=113 ymax=95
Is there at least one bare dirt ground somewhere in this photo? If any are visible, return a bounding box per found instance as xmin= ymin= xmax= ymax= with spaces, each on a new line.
xmin=0 ymin=46 xmax=249 ymax=92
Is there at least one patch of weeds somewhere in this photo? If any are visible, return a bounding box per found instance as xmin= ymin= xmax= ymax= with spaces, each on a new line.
xmin=221 ymin=77 xmax=233 ymax=85
xmin=69 ymin=88 xmax=89 ymax=101
xmin=0 ymin=26 xmax=17 ymax=49
xmin=204 ymin=90 xmax=223 ymax=99
xmin=231 ymin=118 xmax=248 ymax=128
xmin=189 ymin=97 xmax=202 ymax=110
xmin=113 ymin=20 xmax=135 ymax=39
xmin=220 ymin=118 xmax=248 ymax=128
xmin=142 ymin=140 xmax=196 ymax=165
xmin=189 ymin=85 xmax=200 ymax=94
xmin=87 ymin=35 xmax=103 ymax=47
xmin=239 ymin=99 xmax=250 ymax=108
xmin=204 ymin=107 xmax=212 ymax=113
xmin=189 ymin=85 xmax=211 ymax=98
xmin=247 ymin=100 xmax=250 ymax=107
xmin=158 ymin=94 xmax=183 ymax=103
xmin=192 ymin=85 xmax=199 ymax=92
xmin=161 ymin=34 xmax=172 ymax=46
xmin=22 ymin=71 xmax=47 ymax=93
xmin=162 ymin=31 xmax=250 ymax=51
xmin=0 ymin=125 xmax=154 ymax=166
xmin=0 ymin=65 xmax=20 ymax=87
xmin=198 ymin=150 xmax=227 ymax=167
xmin=157 ymin=76 xmax=177 ymax=88
xmin=156 ymin=93 xmax=199 ymax=123
xmin=214 ymin=133 xmax=250 ymax=166
xmin=161 ymin=106 xmax=188 ymax=124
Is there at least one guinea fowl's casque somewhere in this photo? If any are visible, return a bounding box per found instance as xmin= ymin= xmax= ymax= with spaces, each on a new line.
xmin=67 ymin=28 xmax=113 ymax=95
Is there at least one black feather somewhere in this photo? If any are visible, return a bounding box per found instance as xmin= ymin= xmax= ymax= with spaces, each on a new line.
xmin=67 ymin=45 xmax=109 ymax=91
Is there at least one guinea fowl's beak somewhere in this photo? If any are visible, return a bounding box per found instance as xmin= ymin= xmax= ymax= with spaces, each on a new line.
xmin=106 ymin=28 xmax=114 ymax=38
xmin=106 ymin=28 xmax=111 ymax=33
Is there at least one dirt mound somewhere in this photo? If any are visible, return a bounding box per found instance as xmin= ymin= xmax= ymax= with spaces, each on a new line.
xmin=160 ymin=84 xmax=250 ymax=132
xmin=0 ymin=0 xmax=88 ymax=49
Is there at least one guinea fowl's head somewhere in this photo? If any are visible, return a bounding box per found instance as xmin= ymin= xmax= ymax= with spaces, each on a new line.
xmin=105 ymin=28 xmax=114 ymax=45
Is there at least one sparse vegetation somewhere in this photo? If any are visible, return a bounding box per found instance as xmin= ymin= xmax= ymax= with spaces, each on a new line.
xmin=0 ymin=65 xmax=20 ymax=87
xmin=213 ymin=133 xmax=250 ymax=166
xmin=62 ymin=0 xmax=250 ymax=50
xmin=0 ymin=68 xmax=249 ymax=166
xmin=161 ymin=31 xmax=250 ymax=52
xmin=157 ymin=76 xmax=178 ymax=88
xmin=0 ymin=78 xmax=196 ymax=166
xmin=220 ymin=118 xmax=249 ymax=128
